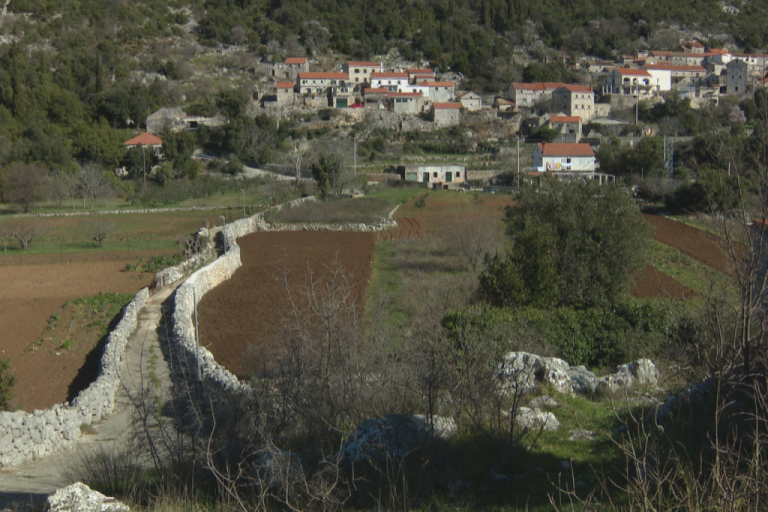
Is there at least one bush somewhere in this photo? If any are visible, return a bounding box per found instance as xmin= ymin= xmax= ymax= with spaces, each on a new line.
xmin=0 ymin=358 xmax=16 ymax=411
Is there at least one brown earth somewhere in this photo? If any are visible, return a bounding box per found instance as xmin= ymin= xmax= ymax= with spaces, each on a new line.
xmin=632 ymin=264 xmax=696 ymax=299
xmin=643 ymin=213 xmax=739 ymax=275
xmin=197 ymin=231 xmax=376 ymax=378
xmin=0 ymin=259 xmax=156 ymax=411
xmin=377 ymin=217 xmax=422 ymax=241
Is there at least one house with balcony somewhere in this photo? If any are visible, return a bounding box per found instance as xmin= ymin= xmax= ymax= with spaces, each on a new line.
xmin=343 ymin=61 xmax=382 ymax=86
xmin=297 ymin=72 xmax=350 ymax=95
xmin=532 ymin=143 xmax=595 ymax=172
xmin=602 ymin=68 xmax=655 ymax=97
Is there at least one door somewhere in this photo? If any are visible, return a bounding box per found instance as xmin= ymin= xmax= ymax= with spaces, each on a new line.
xmin=446 ymin=171 xmax=452 ymax=182
xmin=337 ymin=98 xmax=348 ymax=108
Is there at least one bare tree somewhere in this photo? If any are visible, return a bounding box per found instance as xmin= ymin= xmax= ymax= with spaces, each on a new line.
xmin=284 ymin=142 xmax=310 ymax=189
xmin=439 ymin=209 xmax=502 ymax=272
xmin=46 ymin=170 xmax=75 ymax=212
xmin=2 ymin=162 xmax=47 ymax=212
xmin=5 ymin=219 xmax=50 ymax=250
xmin=77 ymin=163 xmax=114 ymax=210
xmin=84 ymin=220 xmax=116 ymax=247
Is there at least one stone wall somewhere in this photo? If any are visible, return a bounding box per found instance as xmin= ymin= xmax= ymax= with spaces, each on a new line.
xmin=15 ymin=205 xmax=245 ymax=219
xmin=169 ymin=198 xmax=398 ymax=394
xmin=0 ymin=289 xmax=149 ymax=467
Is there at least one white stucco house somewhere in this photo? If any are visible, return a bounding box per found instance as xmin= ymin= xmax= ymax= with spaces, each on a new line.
xmin=532 ymin=143 xmax=596 ymax=172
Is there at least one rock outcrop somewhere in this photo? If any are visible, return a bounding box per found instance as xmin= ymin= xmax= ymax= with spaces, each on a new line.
xmin=516 ymin=407 xmax=560 ymax=431
xmin=47 ymin=482 xmax=130 ymax=512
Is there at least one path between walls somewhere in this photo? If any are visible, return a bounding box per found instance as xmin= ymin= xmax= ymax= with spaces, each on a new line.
xmin=0 ymin=284 xmax=179 ymax=510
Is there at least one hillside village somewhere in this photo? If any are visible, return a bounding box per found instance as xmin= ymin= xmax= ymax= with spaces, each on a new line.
xmin=135 ymin=39 xmax=768 ymax=187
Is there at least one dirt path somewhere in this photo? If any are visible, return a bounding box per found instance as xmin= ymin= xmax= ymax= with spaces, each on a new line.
xmin=0 ymin=284 xmax=178 ymax=510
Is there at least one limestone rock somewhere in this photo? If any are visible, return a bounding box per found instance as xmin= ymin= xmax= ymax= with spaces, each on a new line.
xmin=341 ymin=414 xmax=455 ymax=464
xmin=516 ymin=407 xmax=560 ymax=432
xmin=46 ymin=482 xmax=130 ymax=512
xmin=529 ymin=396 xmax=560 ymax=409
xmin=499 ymin=352 xmax=573 ymax=394
xmin=567 ymin=366 xmax=599 ymax=394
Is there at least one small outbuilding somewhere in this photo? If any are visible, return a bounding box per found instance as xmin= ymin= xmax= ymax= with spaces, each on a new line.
xmin=456 ymin=91 xmax=482 ymax=111
xmin=429 ymin=102 xmax=463 ymax=127
xmin=124 ymin=133 xmax=163 ymax=150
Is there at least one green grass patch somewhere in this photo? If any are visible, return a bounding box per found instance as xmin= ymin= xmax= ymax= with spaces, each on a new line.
xmin=647 ymin=241 xmax=728 ymax=295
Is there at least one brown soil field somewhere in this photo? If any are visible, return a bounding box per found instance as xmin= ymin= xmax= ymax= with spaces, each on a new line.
xmin=377 ymin=217 xmax=422 ymax=241
xmin=197 ymin=231 xmax=376 ymax=378
xmin=644 ymin=213 xmax=738 ymax=275
xmin=0 ymin=259 xmax=156 ymax=411
xmin=632 ymin=264 xmax=696 ymax=299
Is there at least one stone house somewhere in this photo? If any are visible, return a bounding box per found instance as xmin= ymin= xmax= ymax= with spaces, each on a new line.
xmin=548 ymin=116 xmax=582 ymax=143
xmin=429 ymin=102 xmax=462 ymax=127
xmin=508 ymin=82 xmax=565 ymax=108
xmin=343 ymin=61 xmax=382 ymax=86
xmin=371 ymin=72 xmax=409 ymax=92
xmin=272 ymin=57 xmax=309 ymax=80
xmin=407 ymin=68 xmax=435 ymax=82
xmin=146 ymin=108 xmax=225 ymax=134
xmin=683 ymin=41 xmax=706 ymax=54
xmin=602 ymin=68 xmax=654 ymax=98
xmin=532 ymin=142 xmax=595 ymax=172
xmin=284 ymin=57 xmax=309 ymax=72
xmin=552 ymin=85 xmax=594 ymax=122
xmin=388 ymin=92 xmax=423 ymax=114
xmin=275 ymin=82 xmax=295 ymax=106
xmin=456 ymin=91 xmax=482 ymax=111
xmin=363 ymin=88 xmax=388 ymax=109
xmin=420 ymin=81 xmax=456 ymax=102
xmin=727 ymin=59 xmax=749 ymax=95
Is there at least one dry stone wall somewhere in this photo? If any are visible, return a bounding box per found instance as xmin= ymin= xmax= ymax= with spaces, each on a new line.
xmin=0 ymin=289 xmax=149 ymax=467
xmin=169 ymin=198 xmax=398 ymax=394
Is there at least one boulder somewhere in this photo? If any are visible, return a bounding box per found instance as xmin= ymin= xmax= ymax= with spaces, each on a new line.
xmin=597 ymin=359 xmax=659 ymax=394
xmin=341 ymin=414 xmax=455 ymax=464
xmin=46 ymin=482 xmax=130 ymax=512
xmin=529 ymin=396 xmax=560 ymax=409
xmin=499 ymin=352 xmax=573 ymax=394
xmin=516 ymin=407 xmax=560 ymax=432
xmin=567 ymin=366 xmax=599 ymax=394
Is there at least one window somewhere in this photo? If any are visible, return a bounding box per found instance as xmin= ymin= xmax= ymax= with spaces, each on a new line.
xmin=355 ymin=69 xmax=360 ymax=73
xmin=433 ymin=172 xmax=438 ymax=177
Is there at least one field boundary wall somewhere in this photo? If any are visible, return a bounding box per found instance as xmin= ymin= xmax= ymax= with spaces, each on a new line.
xmin=170 ymin=198 xmax=398 ymax=394
xmin=0 ymin=288 xmax=149 ymax=467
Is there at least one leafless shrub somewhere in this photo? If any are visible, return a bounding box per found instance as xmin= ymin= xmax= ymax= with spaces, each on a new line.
xmin=2 ymin=162 xmax=47 ymax=212
xmin=46 ymin=169 xmax=76 ymax=212
xmin=438 ymin=210 xmax=503 ymax=272
xmin=84 ymin=220 xmax=116 ymax=247
xmin=76 ymin=163 xmax=114 ymax=210
xmin=4 ymin=219 xmax=50 ymax=250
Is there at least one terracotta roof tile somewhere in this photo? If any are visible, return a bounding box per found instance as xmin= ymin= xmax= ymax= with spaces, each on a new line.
xmin=537 ymin=142 xmax=594 ymax=157
xmin=124 ymin=133 xmax=163 ymax=146
xmin=284 ymin=57 xmax=307 ymax=65
xmin=432 ymin=102 xmax=463 ymax=109
xmin=550 ymin=116 xmax=580 ymax=123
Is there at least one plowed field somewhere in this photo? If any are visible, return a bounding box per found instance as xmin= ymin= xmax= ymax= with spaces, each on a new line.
xmin=644 ymin=213 xmax=734 ymax=274
xmin=0 ymin=258 xmax=155 ymax=411
xmin=632 ymin=264 xmax=696 ymax=299
xmin=197 ymin=231 xmax=376 ymax=378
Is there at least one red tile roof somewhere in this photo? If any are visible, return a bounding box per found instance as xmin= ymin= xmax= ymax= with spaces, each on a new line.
xmin=558 ymin=84 xmax=593 ymax=93
xmin=346 ymin=61 xmax=381 ymax=67
xmin=537 ymin=143 xmax=594 ymax=157
xmin=688 ymin=41 xmax=705 ymax=48
xmin=511 ymin=82 xmax=565 ymax=91
xmin=616 ymin=68 xmax=652 ymax=76
xmin=124 ymin=133 xmax=163 ymax=146
xmin=299 ymin=72 xmax=349 ymax=80
xmin=284 ymin=57 xmax=307 ymax=65
xmin=371 ymin=72 xmax=408 ymax=79
xmin=364 ymin=87 xmax=388 ymax=94
xmin=276 ymin=82 xmax=294 ymax=89
xmin=550 ymin=116 xmax=580 ymax=123
xmin=644 ymin=64 xmax=706 ymax=72
xmin=433 ymin=102 xmax=463 ymax=109
xmin=418 ymin=81 xmax=455 ymax=87
xmin=387 ymin=92 xmax=422 ymax=97
xmin=407 ymin=68 xmax=434 ymax=74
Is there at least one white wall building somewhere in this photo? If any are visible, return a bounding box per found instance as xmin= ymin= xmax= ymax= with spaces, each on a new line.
xmin=532 ymin=143 xmax=596 ymax=172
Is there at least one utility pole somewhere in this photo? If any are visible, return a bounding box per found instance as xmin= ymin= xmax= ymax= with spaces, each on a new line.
xmin=353 ymin=136 xmax=357 ymax=176
xmin=635 ymin=85 xmax=639 ymax=126
xmin=241 ymin=189 xmax=246 ymax=218
xmin=141 ymin=143 xmax=147 ymax=192
xmin=517 ymin=137 xmax=521 ymax=186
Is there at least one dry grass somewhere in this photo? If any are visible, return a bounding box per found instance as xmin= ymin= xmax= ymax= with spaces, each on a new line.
xmin=266 ymin=197 xmax=393 ymax=225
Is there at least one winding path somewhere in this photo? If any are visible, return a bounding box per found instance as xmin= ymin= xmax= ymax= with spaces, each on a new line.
xmin=0 ymin=284 xmax=179 ymax=509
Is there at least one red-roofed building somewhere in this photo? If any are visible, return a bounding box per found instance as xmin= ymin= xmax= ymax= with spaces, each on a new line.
xmin=533 ymin=143 xmax=595 ymax=172
xmin=275 ymin=82 xmax=295 ymax=105
xmin=456 ymin=91 xmax=482 ymax=111
xmin=603 ymin=68 xmax=654 ymax=97
xmin=297 ymin=72 xmax=350 ymax=95
xmin=508 ymin=82 xmax=566 ymax=108
xmin=406 ymin=68 xmax=436 ymax=83
xmin=124 ymin=132 xmax=163 ymax=149
xmin=683 ymin=41 xmax=706 ymax=54
xmin=418 ymin=81 xmax=456 ymax=102
xmin=284 ymin=57 xmax=308 ymax=67
xmin=371 ymin=72 xmax=409 ymax=92
xmin=548 ymin=116 xmax=582 ymax=143
xmin=343 ymin=61 xmax=382 ymax=85
xmin=553 ymin=85 xmax=595 ymax=122
xmin=429 ymin=102 xmax=463 ymax=127
xmin=642 ymin=63 xmax=706 ymax=89
xmin=363 ymin=88 xmax=389 ymax=109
